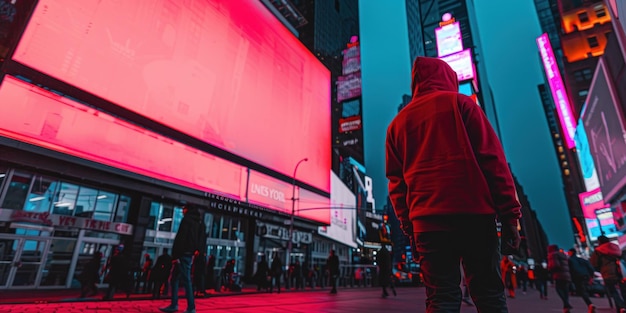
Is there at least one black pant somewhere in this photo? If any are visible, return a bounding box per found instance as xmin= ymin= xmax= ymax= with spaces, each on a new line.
xmin=414 ymin=217 xmax=508 ymax=313
xmin=573 ymin=277 xmax=593 ymax=306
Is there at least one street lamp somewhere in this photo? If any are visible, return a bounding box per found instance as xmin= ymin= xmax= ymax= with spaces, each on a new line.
xmin=286 ymin=157 xmax=308 ymax=270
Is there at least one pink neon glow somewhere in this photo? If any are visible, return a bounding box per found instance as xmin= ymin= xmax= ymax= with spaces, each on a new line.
xmin=13 ymin=0 xmax=331 ymax=192
xmin=536 ymin=33 xmax=577 ymax=148
xmin=247 ymin=170 xmax=329 ymax=224
xmin=578 ymin=188 xmax=608 ymax=219
xmin=0 ymin=75 xmax=330 ymax=223
xmin=435 ymin=22 xmax=463 ymax=57
xmin=0 ymin=75 xmax=246 ymax=199
xmin=439 ymin=49 xmax=475 ymax=81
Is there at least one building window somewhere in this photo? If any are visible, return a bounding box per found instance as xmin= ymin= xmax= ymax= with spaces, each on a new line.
xmin=578 ymin=89 xmax=589 ymax=97
xmin=595 ymin=5 xmax=606 ymax=18
xmin=587 ymin=36 xmax=599 ymax=48
xmin=573 ymin=68 xmax=593 ymax=82
xmin=578 ymin=12 xmax=590 ymax=23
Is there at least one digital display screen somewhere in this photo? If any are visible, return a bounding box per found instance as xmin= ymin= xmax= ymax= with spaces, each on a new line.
xmin=439 ymin=49 xmax=475 ymax=82
xmin=435 ymin=22 xmax=463 ymax=57
xmin=13 ymin=0 xmax=331 ymax=192
xmin=0 ymin=75 xmax=246 ymax=199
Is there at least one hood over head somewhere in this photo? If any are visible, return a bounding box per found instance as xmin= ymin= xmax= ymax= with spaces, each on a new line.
xmin=411 ymin=57 xmax=459 ymax=97
xmin=596 ymin=241 xmax=622 ymax=258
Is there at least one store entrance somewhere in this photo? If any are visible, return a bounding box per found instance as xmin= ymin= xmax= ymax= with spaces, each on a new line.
xmin=0 ymin=235 xmax=51 ymax=288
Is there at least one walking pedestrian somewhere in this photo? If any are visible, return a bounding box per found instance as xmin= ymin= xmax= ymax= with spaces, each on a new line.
xmin=377 ymin=246 xmax=396 ymax=298
xmin=79 ymin=252 xmax=102 ymax=298
xmin=159 ymin=205 xmax=206 ymax=313
xmin=567 ymin=248 xmax=596 ymax=313
xmin=270 ymin=252 xmax=283 ymax=294
xmin=501 ymin=255 xmax=517 ymax=298
xmin=326 ymin=249 xmax=340 ymax=294
xmin=254 ymin=255 xmax=270 ymax=292
xmin=547 ymin=244 xmax=573 ymax=313
xmin=151 ymin=249 xmax=172 ymax=300
xmin=534 ymin=261 xmax=549 ymax=300
xmin=193 ymin=250 xmax=207 ymax=297
xmin=590 ymin=235 xmax=626 ymax=313
xmin=103 ymin=245 xmax=131 ymax=300
xmin=516 ymin=264 xmax=528 ymax=294
xmin=386 ymin=56 xmax=522 ymax=312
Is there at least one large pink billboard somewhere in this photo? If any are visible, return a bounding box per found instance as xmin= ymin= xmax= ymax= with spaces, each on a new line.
xmin=435 ymin=22 xmax=463 ymax=57
xmin=12 ymin=0 xmax=331 ymax=193
xmin=536 ymin=33 xmax=577 ymax=148
xmin=0 ymin=75 xmax=247 ymax=199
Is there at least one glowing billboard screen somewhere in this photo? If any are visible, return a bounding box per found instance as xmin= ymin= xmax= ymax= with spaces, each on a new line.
xmin=582 ymin=58 xmax=626 ymax=202
xmin=0 ymin=75 xmax=246 ymax=199
xmin=536 ymin=33 xmax=577 ymax=148
xmin=435 ymin=22 xmax=463 ymax=57
xmin=12 ymin=0 xmax=331 ymax=192
xmin=439 ymin=49 xmax=475 ymax=82
xmin=318 ymin=172 xmax=356 ymax=247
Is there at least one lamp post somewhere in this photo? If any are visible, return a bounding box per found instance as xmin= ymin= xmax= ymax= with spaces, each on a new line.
xmin=286 ymin=157 xmax=308 ymax=271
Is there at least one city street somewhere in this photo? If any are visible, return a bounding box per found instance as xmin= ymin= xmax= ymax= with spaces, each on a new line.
xmin=0 ymin=286 xmax=621 ymax=313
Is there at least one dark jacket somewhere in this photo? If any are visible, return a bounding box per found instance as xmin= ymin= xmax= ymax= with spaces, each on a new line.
xmin=327 ymin=253 xmax=340 ymax=276
xmin=377 ymin=247 xmax=392 ymax=286
xmin=547 ymin=245 xmax=571 ymax=282
xmin=152 ymin=252 xmax=172 ymax=281
xmin=386 ymin=57 xmax=521 ymax=233
xmin=271 ymin=257 xmax=283 ymax=277
xmin=172 ymin=209 xmax=205 ymax=259
xmin=590 ymin=241 xmax=623 ymax=281
xmin=568 ymin=255 xmax=595 ymax=280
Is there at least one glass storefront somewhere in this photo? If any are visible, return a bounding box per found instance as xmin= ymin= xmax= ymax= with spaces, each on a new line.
xmin=0 ymin=167 xmax=131 ymax=289
xmin=142 ymin=201 xmax=248 ymax=278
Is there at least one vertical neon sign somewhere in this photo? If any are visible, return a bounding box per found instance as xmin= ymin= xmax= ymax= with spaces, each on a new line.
xmin=537 ymin=33 xmax=577 ymax=148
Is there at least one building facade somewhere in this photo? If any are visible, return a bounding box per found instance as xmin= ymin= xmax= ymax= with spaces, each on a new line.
xmin=0 ymin=0 xmax=336 ymax=290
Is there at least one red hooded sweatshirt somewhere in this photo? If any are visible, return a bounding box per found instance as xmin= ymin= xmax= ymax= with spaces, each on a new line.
xmin=385 ymin=57 xmax=521 ymax=233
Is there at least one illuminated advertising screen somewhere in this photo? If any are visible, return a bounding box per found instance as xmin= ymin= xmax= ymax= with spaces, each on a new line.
xmin=0 ymin=75 xmax=247 ymax=199
xmin=246 ymin=170 xmax=329 ymax=224
xmin=435 ymin=22 xmax=463 ymax=57
xmin=575 ymin=114 xmax=601 ymax=191
xmin=439 ymin=49 xmax=475 ymax=82
xmin=337 ymin=72 xmax=362 ymax=102
xmin=342 ymin=45 xmax=361 ymax=75
xmin=536 ymin=33 xmax=577 ymax=148
xmin=585 ymin=207 xmax=620 ymax=242
xmin=582 ymin=58 xmax=626 ymax=202
xmin=318 ymin=172 xmax=357 ymax=248
xmin=579 ymin=188 xmax=608 ymax=219
xmin=12 ymin=0 xmax=331 ymax=193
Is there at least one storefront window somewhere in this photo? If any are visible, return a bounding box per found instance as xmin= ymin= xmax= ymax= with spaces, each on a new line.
xmin=74 ymin=186 xmax=97 ymax=218
xmin=51 ymin=182 xmax=79 ymax=215
xmin=93 ymin=191 xmax=116 ymax=221
xmin=40 ymin=238 xmax=76 ymax=286
xmin=171 ymin=206 xmax=184 ymax=233
xmin=1 ymin=171 xmax=31 ymax=210
xmin=25 ymin=176 xmax=57 ymax=212
xmin=114 ymin=195 xmax=130 ymax=223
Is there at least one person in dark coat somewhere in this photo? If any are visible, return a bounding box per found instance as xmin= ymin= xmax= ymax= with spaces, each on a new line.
xmin=151 ymin=249 xmax=172 ymax=299
xmin=103 ymin=245 xmax=131 ymax=300
xmin=206 ymin=255 xmax=216 ymax=291
xmin=254 ymin=255 xmax=270 ymax=291
xmin=548 ymin=244 xmax=573 ymax=312
xmin=159 ymin=205 xmax=206 ymax=313
xmin=326 ymin=249 xmax=340 ymax=294
xmin=590 ymin=235 xmax=626 ymax=313
xmin=534 ymin=261 xmax=549 ymax=300
xmin=377 ymin=246 xmax=396 ymax=298
xmin=567 ymin=248 xmax=596 ymax=312
xmin=193 ymin=250 xmax=207 ymax=297
xmin=79 ymin=252 xmax=102 ymax=298
xmin=270 ymin=253 xmax=283 ymax=294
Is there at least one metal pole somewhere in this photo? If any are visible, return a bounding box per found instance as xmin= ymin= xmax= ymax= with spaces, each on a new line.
xmin=286 ymin=158 xmax=308 ymax=272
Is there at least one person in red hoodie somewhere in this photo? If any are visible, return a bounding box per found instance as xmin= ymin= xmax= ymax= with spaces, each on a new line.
xmin=590 ymin=235 xmax=626 ymax=313
xmin=386 ymin=56 xmax=521 ymax=312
